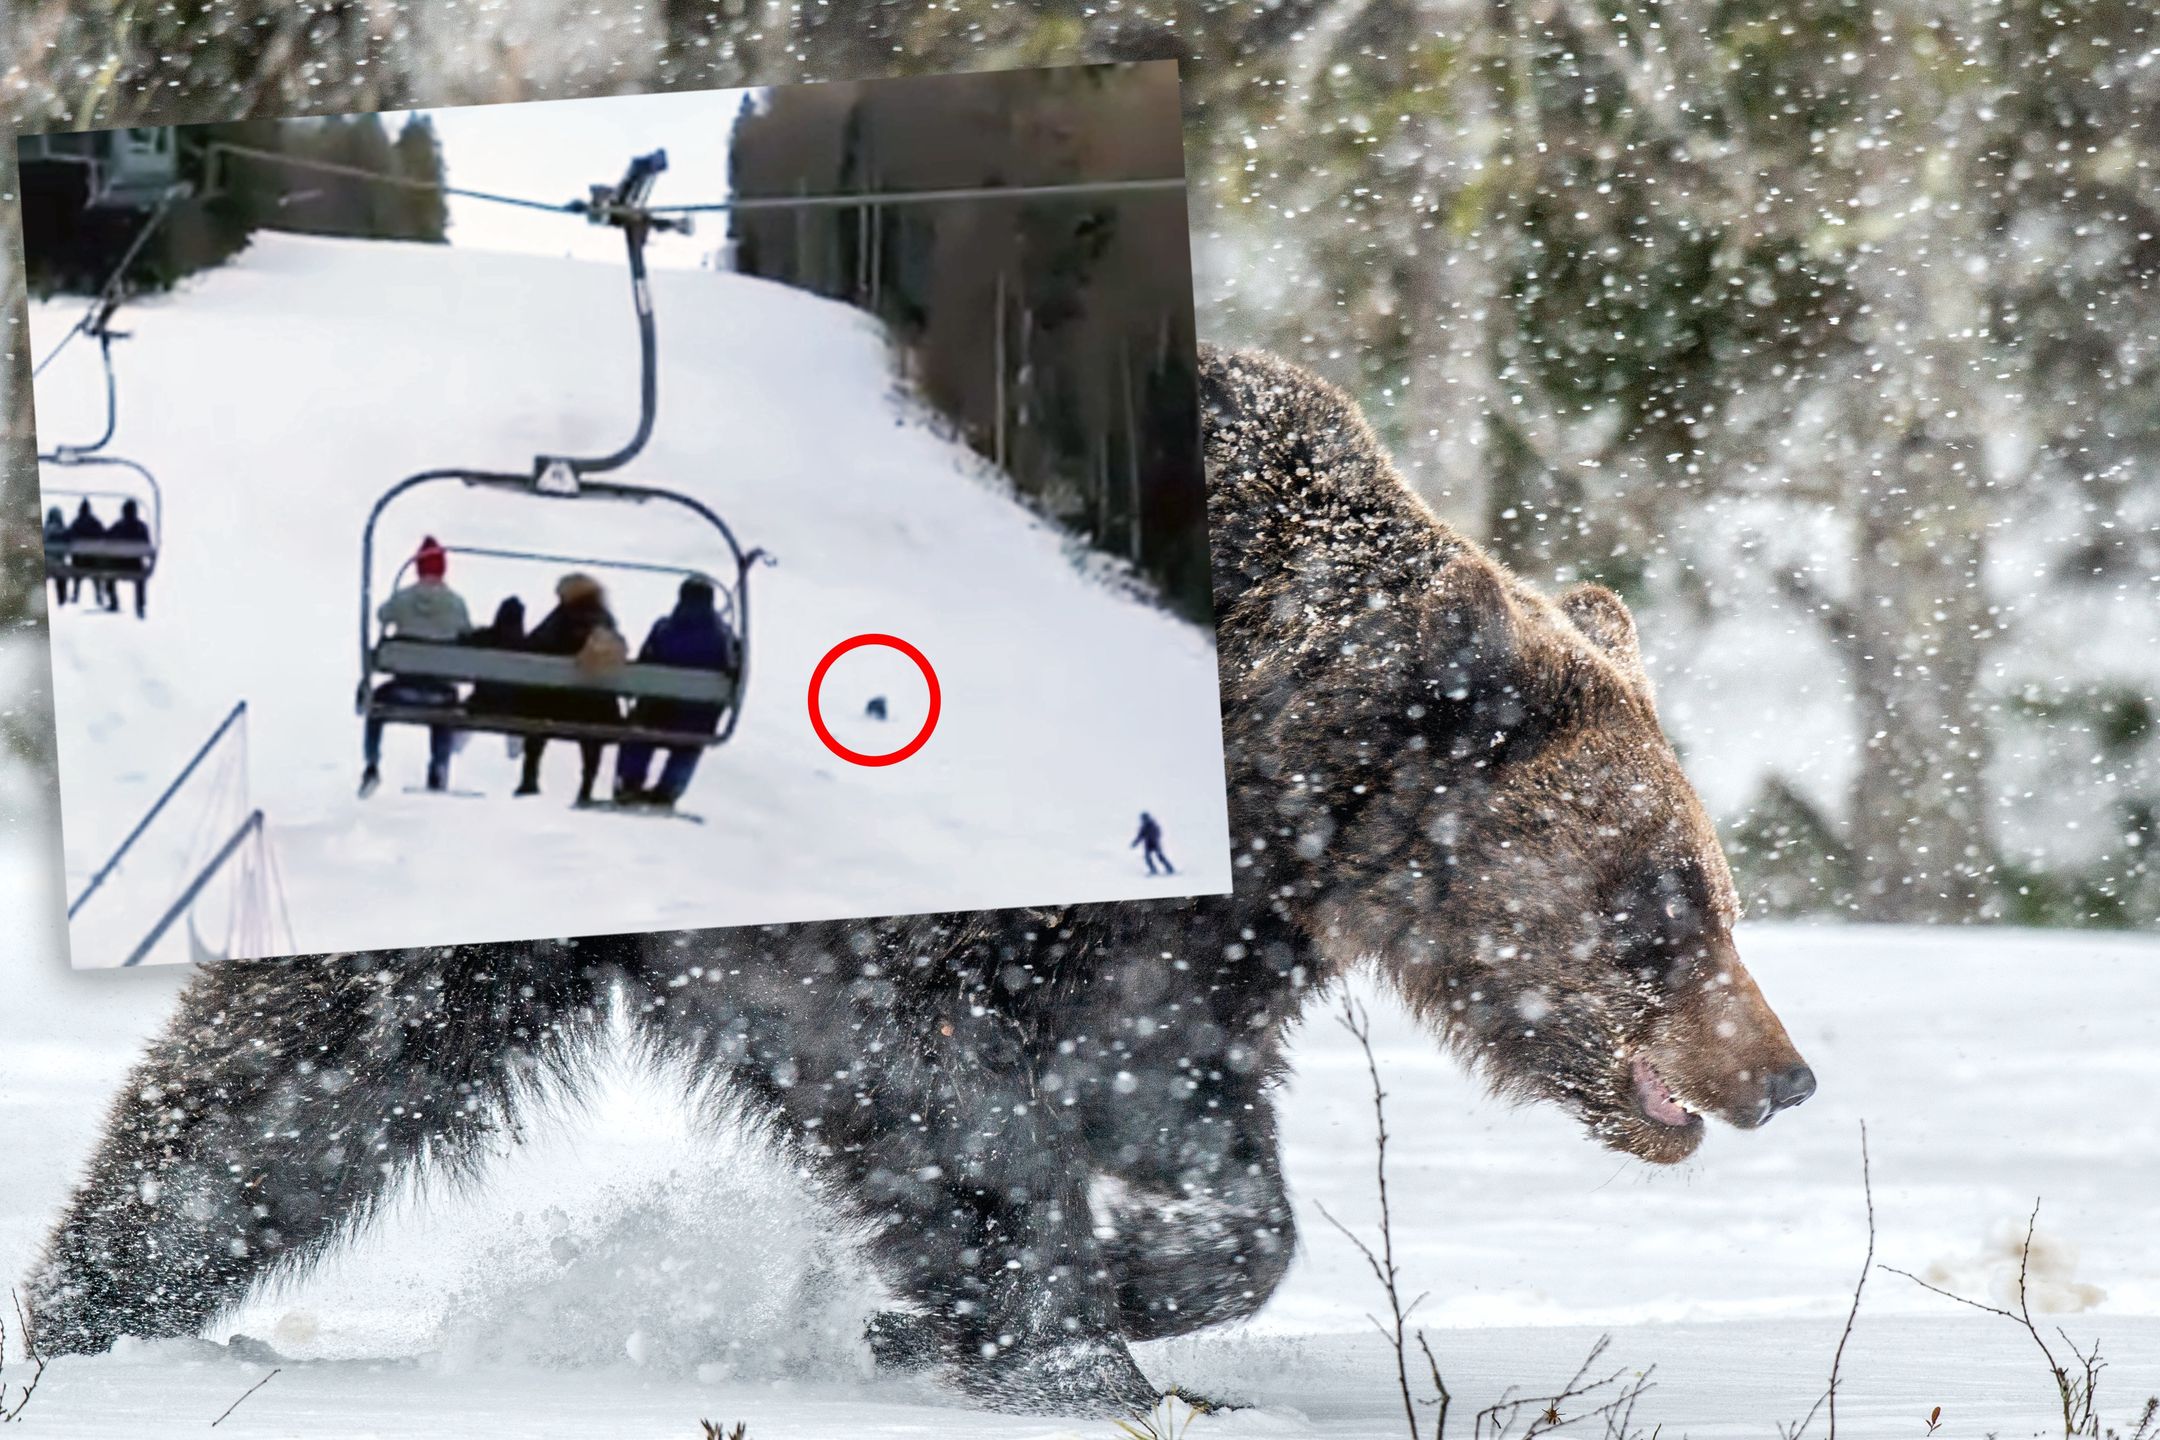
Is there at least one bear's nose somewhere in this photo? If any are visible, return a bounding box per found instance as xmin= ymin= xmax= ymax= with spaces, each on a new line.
xmin=1763 ymin=1062 xmax=1817 ymax=1118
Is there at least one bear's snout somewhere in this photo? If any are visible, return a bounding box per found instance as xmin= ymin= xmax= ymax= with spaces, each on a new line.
xmin=1656 ymin=946 xmax=1816 ymax=1138
xmin=1727 ymin=1060 xmax=1819 ymax=1129
xmin=1763 ymin=1061 xmax=1818 ymax=1118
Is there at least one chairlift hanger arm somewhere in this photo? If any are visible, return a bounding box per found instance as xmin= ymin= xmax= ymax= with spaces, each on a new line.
xmin=539 ymin=153 xmax=691 ymax=482
xmin=40 ymin=327 xmax=125 ymax=458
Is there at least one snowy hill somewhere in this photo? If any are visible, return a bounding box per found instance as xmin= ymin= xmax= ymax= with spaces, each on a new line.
xmin=29 ymin=233 xmax=1231 ymax=964
xmin=4 ymin=900 xmax=2158 ymax=1435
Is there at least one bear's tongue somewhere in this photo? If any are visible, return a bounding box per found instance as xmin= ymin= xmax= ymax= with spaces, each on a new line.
xmin=1630 ymin=1056 xmax=1695 ymax=1128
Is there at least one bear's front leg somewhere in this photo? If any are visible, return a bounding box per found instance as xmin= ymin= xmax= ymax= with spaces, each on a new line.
xmin=628 ymin=943 xmax=1156 ymax=1416
xmin=29 ymin=941 xmax=613 ymax=1355
xmin=857 ymin=1143 xmax=1154 ymax=1414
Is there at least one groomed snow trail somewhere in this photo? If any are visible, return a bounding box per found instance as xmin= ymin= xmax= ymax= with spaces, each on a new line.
xmin=5 ymin=895 xmax=2157 ymax=1437
xmin=30 ymin=232 xmax=1230 ymax=964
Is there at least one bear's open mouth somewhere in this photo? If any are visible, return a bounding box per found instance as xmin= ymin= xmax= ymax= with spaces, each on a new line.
xmin=1629 ymin=1055 xmax=1700 ymax=1131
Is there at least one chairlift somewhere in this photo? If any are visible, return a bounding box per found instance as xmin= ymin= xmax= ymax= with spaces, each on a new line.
xmin=358 ymin=151 xmax=774 ymax=758
xmin=39 ymin=295 xmax=163 ymax=596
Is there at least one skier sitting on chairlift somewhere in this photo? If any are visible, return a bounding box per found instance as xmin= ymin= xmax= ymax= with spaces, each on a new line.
xmin=43 ymin=508 xmax=69 ymax=610
xmin=614 ymin=576 xmax=737 ymax=811
xmin=65 ymin=500 xmax=118 ymax=611
xmin=462 ymin=596 xmax=533 ymax=758
xmin=515 ymin=573 xmax=626 ymax=806
xmin=108 ymin=499 xmax=152 ymax=619
xmin=359 ymin=536 xmax=473 ymax=798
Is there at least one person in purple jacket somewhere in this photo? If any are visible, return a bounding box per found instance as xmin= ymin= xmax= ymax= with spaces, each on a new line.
xmin=613 ymin=577 xmax=738 ymax=810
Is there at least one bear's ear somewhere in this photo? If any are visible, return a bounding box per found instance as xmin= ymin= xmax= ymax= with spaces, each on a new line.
xmin=1425 ymin=554 xmax=1524 ymax=690
xmin=1559 ymin=583 xmax=1651 ymax=694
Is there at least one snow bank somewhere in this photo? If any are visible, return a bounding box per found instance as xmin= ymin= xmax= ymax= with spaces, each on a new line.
xmin=4 ymin=915 xmax=2157 ymax=1433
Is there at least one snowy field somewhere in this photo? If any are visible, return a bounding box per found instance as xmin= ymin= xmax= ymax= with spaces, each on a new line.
xmin=29 ymin=233 xmax=1230 ymax=965
xmin=4 ymin=836 xmax=2157 ymax=1438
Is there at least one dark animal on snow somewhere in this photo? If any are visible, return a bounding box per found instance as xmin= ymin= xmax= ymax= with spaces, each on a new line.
xmin=26 ymin=345 xmax=1813 ymax=1415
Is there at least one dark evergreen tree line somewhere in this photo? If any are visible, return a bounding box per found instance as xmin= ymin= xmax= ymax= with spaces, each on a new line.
xmin=725 ymin=64 xmax=1210 ymax=623
xmin=19 ymin=112 xmax=449 ymax=298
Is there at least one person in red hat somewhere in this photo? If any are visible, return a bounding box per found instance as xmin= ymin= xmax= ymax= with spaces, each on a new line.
xmin=361 ymin=536 xmax=474 ymax=797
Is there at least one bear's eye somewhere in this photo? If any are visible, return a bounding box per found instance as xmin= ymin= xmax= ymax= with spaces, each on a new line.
xmin=1605 ymin=860 xmax=1714 ymax=968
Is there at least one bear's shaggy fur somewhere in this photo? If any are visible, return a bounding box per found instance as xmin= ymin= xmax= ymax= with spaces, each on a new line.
xmin=26 ymin=346 xmax=1812 ymax=1414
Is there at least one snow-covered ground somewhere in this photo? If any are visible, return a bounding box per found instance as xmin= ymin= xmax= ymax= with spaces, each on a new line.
xmin=29 ymin=232 xmax=1231 ymax=966
xmin=5 ymin=848 xmax=2157 ymax=1438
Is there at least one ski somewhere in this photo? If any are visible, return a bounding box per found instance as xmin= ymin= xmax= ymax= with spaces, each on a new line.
xmin=400 ymin=786 xmax=489 ymax=799
xmin=575 ymin=799 xmax=706 ymax=824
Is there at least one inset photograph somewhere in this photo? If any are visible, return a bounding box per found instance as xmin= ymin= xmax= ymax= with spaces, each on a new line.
xmin=20 ymin=63 xmax=1230 ymax=965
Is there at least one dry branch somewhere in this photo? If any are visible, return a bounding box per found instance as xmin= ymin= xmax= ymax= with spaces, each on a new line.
xmin=1884 ymin=1200 xmax=2108 ymax=1437
xmin=1315 ymin=994 xmax=1427 ymax=1440
xmin=0 ymin=1290 xmax=48 ymax=1425
xmin=210 ymin=1366 xmax=281 ymax=1427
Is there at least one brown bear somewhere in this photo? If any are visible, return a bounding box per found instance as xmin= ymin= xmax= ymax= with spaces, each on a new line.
xmin=25 ymin=345 xmax=1812 ymax=1415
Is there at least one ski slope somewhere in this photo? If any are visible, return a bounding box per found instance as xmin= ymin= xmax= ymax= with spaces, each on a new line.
xmin=29 ymin=232 xmax=1231 ymax=965
xmin=3 ymin=899 xmax=2157 ymax=1436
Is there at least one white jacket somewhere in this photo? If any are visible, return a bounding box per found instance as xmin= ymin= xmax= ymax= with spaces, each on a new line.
xmin=378 ymin=581 xmax=472 ymax=641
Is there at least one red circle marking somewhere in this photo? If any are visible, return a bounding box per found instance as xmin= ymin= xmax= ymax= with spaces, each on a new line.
xmin=808 ymin=634 xmax=941 ymax=767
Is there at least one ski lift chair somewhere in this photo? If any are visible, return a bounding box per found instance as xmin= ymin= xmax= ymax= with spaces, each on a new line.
xmin=365 ymin=546 xmax=750 ymax=750
xmin=357 ymin=151 xmax=774 ymax=760
xmin=41 ymin=478 xmax=163 ymax=586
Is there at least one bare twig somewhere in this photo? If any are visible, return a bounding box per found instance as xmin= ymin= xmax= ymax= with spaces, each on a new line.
xmin=1323 ymin=995 xmax=1655 ymax=1440
xmin=1114 ymin=1395 xmax=1207 ymax=1440
xmin=1 ymin=1290 xmax=50 ymax=1425
xmin=1883 ymin=1200 xmax=2106 ymax=1438
xmin=1418 ymin=1331 xmax=1454 ymax=1440
xmin=1827 ymin=1122 xmax=1875 ymax=1439
xmin=1315 ymin=994 xmax=1425 ymax=1440
xmin=209 ymin=1366 xmax=280 ymax=1427
xmin=1469 ymin=1335 xmax=1655 ymax=1440
xmin=1775 ymin=1123 xmax=1873 ymax=1440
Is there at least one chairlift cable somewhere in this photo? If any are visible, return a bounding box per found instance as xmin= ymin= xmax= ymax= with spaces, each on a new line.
xmin=206 ymin=140 xmax=1183 ymax=219
xmin=205 ymin=141 xmax=581 ymax=216
xmin=649 ymin=175 xmax=1189 ymax=213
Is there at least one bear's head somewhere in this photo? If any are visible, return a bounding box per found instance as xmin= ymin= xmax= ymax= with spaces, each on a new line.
xmin=1393 ymin=565 xmax=1814 ymax=1165
xmin=1201 ymin=344 xmax=1813 ymax=1166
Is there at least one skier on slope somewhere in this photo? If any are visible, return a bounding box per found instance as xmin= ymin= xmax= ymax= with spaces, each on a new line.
xmin=1132 ymin=811 xmax=1174 ymax=875
xmin=614 ymin=576 xmax=737 ymax=811
xmin=107 ymin=499 xmax=152 ymax=619
xmin=359 ymin=536 xmax=473 ymax=798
